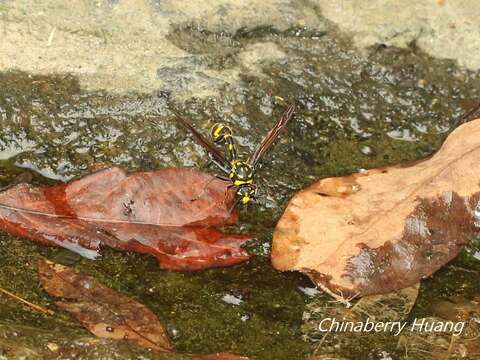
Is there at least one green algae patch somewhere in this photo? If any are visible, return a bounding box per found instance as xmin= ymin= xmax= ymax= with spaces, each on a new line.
xmin=0 ymin=322 xmax=185 ymax=359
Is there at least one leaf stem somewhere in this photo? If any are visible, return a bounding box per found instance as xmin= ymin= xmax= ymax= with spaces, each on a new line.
xmin=0 ymin=287 xmax=54 ymax=315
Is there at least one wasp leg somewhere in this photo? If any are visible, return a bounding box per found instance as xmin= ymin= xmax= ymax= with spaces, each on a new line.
xmin=205 ymin=158 xmax=231 ymax=175
xmin=213 ymin=178 xmax=238 ymax=211
xmin=222 ymin=184 xmax=238 ymax=208
xmin=228 ymin=196 xmax=241 ymax=214
xmin=191 ymin=176 xmax=232 ymax=202
xmin=191 ymin=177 xmax=217 ymax=202
xmin=211 ymin=158 xmax=231 ymax=175
xmin=257 ymin=177 xmax=274 ymax=198
xmin=216 ymin=175 xmax=231 ymax=182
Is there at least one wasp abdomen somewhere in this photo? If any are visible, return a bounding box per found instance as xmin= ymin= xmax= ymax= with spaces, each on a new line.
xmin=211 ymin=123 xmax=232 ymax=141
xmin=211 ymin=123 xmax=237 ymax=161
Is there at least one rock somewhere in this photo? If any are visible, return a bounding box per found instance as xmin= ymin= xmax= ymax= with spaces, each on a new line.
xmin=0 ymin=0 xmax=320 ymax=96
xmin=316 ymin=0 xmax=480 ymax=71
xmin=272 ymin=118 xmax=480 ymax=297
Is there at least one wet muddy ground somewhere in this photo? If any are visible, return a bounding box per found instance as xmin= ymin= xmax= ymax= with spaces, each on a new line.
xmin=1 ymin=1 xmax=480 ymax=359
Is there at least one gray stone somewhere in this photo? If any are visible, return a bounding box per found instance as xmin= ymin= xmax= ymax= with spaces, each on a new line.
xmin=317 ymin=0 xmax=480 ymax=71
xmin=0 ymin=0 xmax=321 ymax=97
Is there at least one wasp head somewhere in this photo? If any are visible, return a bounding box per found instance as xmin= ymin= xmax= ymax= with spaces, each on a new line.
xmin=237 ymin=184 xmax=257 ymax=205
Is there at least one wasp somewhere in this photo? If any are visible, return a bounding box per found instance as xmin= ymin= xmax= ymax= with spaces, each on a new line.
xmin=173 ymin=105 xmax=296 ymax=206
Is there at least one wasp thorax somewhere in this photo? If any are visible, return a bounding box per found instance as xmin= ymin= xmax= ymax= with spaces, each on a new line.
xmin=230 ymin=160 xmax=253 ymax=183
xmin=229 ymin=160 xmax=255 ymax=204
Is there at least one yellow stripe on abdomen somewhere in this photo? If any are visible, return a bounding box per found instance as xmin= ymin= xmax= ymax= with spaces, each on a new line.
xmin=213 ymin=125 xmax=223 ymax=138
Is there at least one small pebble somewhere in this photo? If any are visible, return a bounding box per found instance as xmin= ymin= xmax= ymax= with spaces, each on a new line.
xmin=360 ymin=145 xmax=373 ymax=155
xmin=222 ymin=294 xmax=243 ymax=305
xmin=167 ymin=324 xmax=179 ymax=338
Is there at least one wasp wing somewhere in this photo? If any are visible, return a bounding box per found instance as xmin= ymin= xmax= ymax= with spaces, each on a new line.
xmin=172 ymin=111 xmax=230 ymax=172
xmin=248 ymin=105 xmax=296 ymax=167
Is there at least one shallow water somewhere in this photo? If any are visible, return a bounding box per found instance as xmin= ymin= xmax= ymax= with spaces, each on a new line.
xmin=0 ymin=20 xmax=479 ymax=359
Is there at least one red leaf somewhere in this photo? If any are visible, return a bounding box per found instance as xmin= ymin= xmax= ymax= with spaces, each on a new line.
xmin=0 ymin=167 xmax=251 ymax=270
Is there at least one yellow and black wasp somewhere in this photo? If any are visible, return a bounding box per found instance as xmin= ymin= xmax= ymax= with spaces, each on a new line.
xmin=173 ymin=105 xmax=296 ymax=206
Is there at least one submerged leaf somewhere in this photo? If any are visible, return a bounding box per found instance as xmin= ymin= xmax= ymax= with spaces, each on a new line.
xmin=38 ymin=259 xmax=252 ymax=359
xmin=345 ymin=284 xmax=420 ymax=323
xmin=397 ymin=296 xmax=480 ymax=359
xmin=397 ymin=318 xmax=480 ymax=359
xmin=273 ymin=119 xmax=480 ymax=297
xmin=0 ymin=167 xmax=251 ymax=270
xmin=38 ymin=258 xmax=172 ymax=351
xmin=193 ymin=354 xmax=250 ymax=360
xmin=303 ymin=285 xmax=419 ymax=358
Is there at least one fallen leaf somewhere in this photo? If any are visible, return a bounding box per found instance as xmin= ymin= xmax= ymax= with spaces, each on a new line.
xmin=0 ymin=167 xmax=250 ymax=270
xmin=38 ymin=259 xmax=252 ymax=358
xmin=303 ymin=285 xmax=419 ymax=358
xmin=272 ymin=118 xmax=480 ymax=297
xmin=431 ymin=295 xmax=480 ymax=324
xmin=38 ymin=258 xmax=172 ymax=351
xmin=397 ymin=309 xmax=480 ymax=360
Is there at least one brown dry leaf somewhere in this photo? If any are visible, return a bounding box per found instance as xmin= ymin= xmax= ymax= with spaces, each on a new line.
xmin=272 ymin=118 xmax=480 ymax=297
xmin=38 ymin=258 xmax=172 ymax=352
